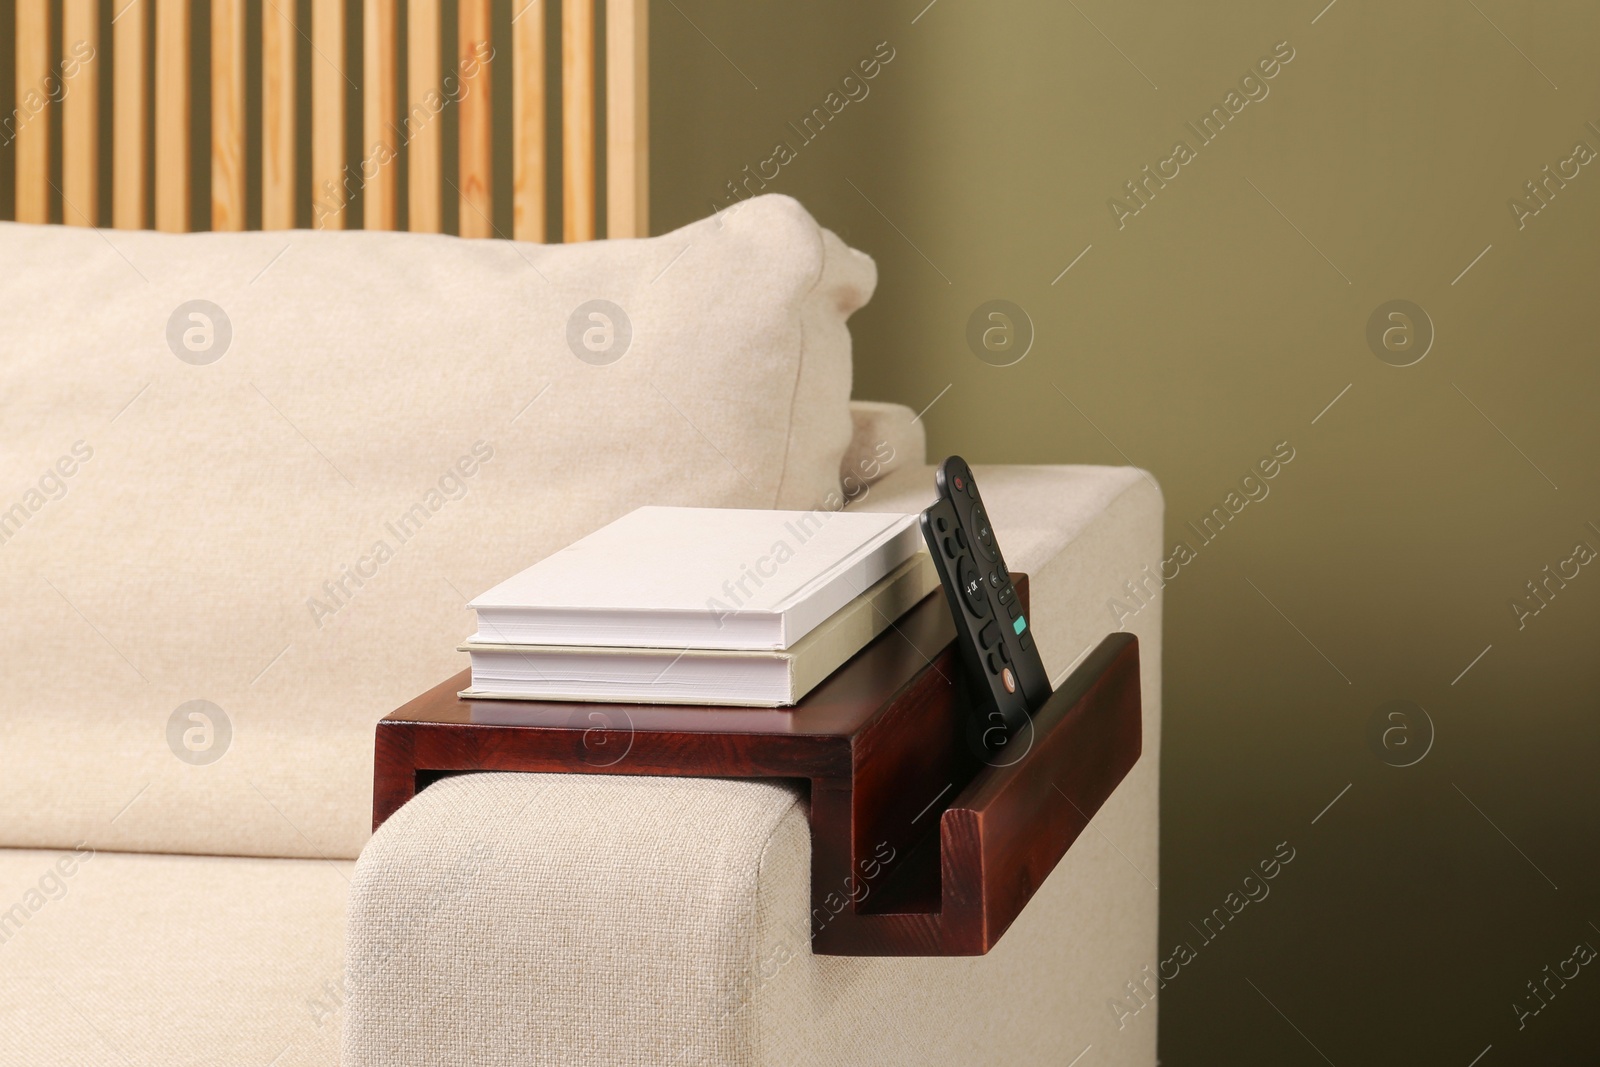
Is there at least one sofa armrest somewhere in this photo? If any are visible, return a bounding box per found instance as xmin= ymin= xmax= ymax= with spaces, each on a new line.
xmin=343 ymin=466 xmax=1164 ymax=1067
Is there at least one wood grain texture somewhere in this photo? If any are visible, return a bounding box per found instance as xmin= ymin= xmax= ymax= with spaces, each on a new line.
xmin=371 ymin=579 xmax=1145 ymax=956
xmin=404 ymin=0 xmax=442 ymax=232
xmin=30 ymin=0 xmax=637 ymax=240
xmin=456 ymin=0 xmax=493 ymax=237
xmin=362 ymin=0 xmax=399 ymax=229
xmin=210 ymin=0 xmax=246 ymax=231
xmin=561 ymin=0 xmax=594 ymax=241
xmin=153 ymin=0 xmax=190 ymax=232
xmin=311 ymin=0 xmax=347 ymax=229
xmin=604 ymin=0 xmax=647 ymax=238
xmin=112 ymin=0 xmax=149 ymax=229
xmin=62 ymin=0 xmax=100 ymax=226
xmin=932 ymin=634 xmax=1143 ymax=954
xmin=511 ymin=0 xmax=545 ymax=242
xmin=14 ymin=0 xmax=52 ymax=224
xmin=262 ymin=0 xmax=295 ymax=228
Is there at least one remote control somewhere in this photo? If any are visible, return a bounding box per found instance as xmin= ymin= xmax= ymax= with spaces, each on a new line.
xmin=920 ymin=456 xmax=1053 ymax=749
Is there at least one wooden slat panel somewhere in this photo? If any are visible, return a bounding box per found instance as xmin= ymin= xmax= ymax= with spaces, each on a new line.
xmin=211 ymin=0 xmax=246 ymax=230
xmin=561 ymin=0 xmax=595 ymax=242
xmin=15 ymin=0 xmax=51 ymax=224
xmin=457 ymin=0 xmax=492 ymax=237
xmin=604 ymin=0 xmax=646 ymax=238
xmin=512 ymin=0 xmax=545 ymax=242
xmin=311 ymin=0 xmax=347 ymax=229
xmin=112 ymin=0 xmax=149 ymax=229
xmin=405 ymin=0 xmax=441 ymax=233
xmin=362 ymin=0 xmax=398 ymax=229
xmin=62 ymin=0 xmax=100 ymax=226
xmin=262 ymin=0 xmax=295 ymax=229
xmin=153 ymin=0 xmax=190 ymax=232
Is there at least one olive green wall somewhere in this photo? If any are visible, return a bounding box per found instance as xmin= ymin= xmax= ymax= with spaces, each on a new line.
xmin=653 ymin=1 xmax=1600 ymax=1062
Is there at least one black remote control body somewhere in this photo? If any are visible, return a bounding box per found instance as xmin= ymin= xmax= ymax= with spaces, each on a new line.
xmin=920 ymin=456 xmax=1053 ymax=747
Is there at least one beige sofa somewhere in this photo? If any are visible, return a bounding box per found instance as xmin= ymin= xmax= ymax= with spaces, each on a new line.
xmin=0 ymin=196 xmax=1162 ymax=1065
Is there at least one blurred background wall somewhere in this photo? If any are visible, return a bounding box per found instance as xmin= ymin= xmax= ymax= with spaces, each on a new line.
xmin=651 ymin=1 xmax=1600 ymax=1063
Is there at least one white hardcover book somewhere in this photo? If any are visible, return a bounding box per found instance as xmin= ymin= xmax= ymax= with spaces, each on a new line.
xmin=460 ymin=553 xmax=938 ymax=706
xmin=468 ymin=505 xmax=922 ymax=650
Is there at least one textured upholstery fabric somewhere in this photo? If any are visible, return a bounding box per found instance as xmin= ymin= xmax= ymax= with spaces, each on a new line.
xmin=0 ymin=195 xmax=873 ymax=862
xmin=344 ymin=773 xmax=810 ymax=1067
xmin=343 ymin=464 xmax=1163 ymax=1066
xmin=0 ymin=846 xmax=351 ymax=1066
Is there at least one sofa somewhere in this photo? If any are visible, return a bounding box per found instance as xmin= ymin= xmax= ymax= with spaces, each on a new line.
xmin=0 ymin=195 xmax=1162 ymax=1065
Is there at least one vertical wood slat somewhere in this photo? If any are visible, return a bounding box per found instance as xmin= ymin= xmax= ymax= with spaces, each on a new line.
xmin=605 ymin=0 xmax=646 ymax=238
xmin=262 ymin=0 xmax=295 ymax=229
xmin=311 ymin=0 xmax=347 ymax=229
xmin=211 ymin=0 xmax=246 ymax=230
xmin=405 ymin=0 xmax=441 ymax=232
xmin=17 ymin=0 xmax=644 ymax=240
xmin=363 ymin=0 xmax=398 ymax=229
xmin=62 ymin=0 xmax=99 ymax=226
xmin=457 ymin=0 xmax=493 ymax=237
xmin=512 ymin=0 xmax=545 ymax=242
xmin=153 ymin=0 xmax=190 ymax=231
xmin=15 ymin=0 xmax=51 ymax=224
xmin=561 ymin=0 xmax=595 ymax=242
xmin=112 ymin=0 xmax=149 ymax=229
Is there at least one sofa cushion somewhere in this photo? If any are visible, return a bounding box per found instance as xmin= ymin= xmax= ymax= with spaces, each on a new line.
xmin=839 ymin=400 xmax=925 ymax=493
xmin=0 ymin=846 xmax=349 ymax=1067
xmin=0 ymin=195 xmax=875 ymax=860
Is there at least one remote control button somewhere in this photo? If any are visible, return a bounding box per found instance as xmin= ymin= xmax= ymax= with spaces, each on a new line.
xmin=955 ymin=529 xmax=967 ymax=551
xmin=988 ymin=570 xmax=1002 ymax=588
xmin=987 ymin=651 xmax=1002 ymax=674
xmin=971 ymin=506 xmax=999 ymax=563
xmin=1019 ymin=633 xmax=1033 ymax=652
xmin=959 ymin=559 xmax=988 ymax=616
xmin=998 ymin=641 xmax=1010 ymax=663
xmin=935 ymin=515 xmax=948 ymax=533
xmin=1012 ymin=615 xmax=1027 ymax=635
xmin=978 ymin=621 xmax=999 ymax=649
xmin=943 ymin=536 xmax=959 ymax=558
xmin=1002 ymin=667 xmax=1016 ymax=693
xmin=952 ymin=473 xmax=966 ymax=493
xmin=997 ymin=584 xmax=1015 ymax=605
xmin=1007 ymin=602 xmax=1021 ymax=619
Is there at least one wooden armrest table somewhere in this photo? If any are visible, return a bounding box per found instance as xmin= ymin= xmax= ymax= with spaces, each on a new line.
xmin=374 ymin=576 xmax=1142 ymax=956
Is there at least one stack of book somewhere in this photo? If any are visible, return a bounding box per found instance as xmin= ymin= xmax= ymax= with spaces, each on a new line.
xmin=461 ymin=506 xmax=938 ymax=706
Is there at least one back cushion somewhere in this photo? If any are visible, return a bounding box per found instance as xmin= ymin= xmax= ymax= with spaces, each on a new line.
xmin=0 ymin=194 xmax=875 ymax=860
